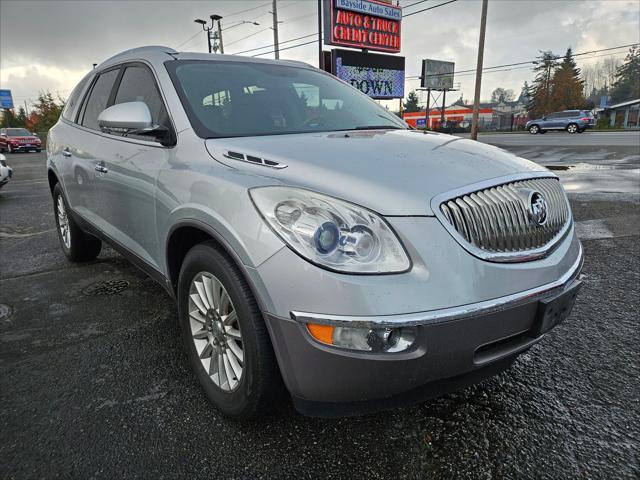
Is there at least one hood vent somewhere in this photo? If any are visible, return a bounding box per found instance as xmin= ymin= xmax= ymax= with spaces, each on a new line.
xmin=223 ymin=151 xmax=287 ymax=169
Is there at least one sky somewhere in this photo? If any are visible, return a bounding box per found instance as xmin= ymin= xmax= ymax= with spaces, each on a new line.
xmin=1 ymin=0 xmax=638 ymax=111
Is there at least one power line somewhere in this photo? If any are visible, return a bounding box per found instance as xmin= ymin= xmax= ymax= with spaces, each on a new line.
xmin=222 ymin=2 xmax=271 ymax=20
xmin=402 ymin=0 xmax=430 ymax=9
xmin=407 ymin=43 xmax=638 ymax=79
xmin=252 ymin=39 xmax=317 ymax=57
xmin=225 ymin=27 xmax=272 ymax=47
xmin=175 ymin=30 xmax=204 ymax=49
xmin=404 ymin=0 xmax=458 ymax=17
xmin=232 ymin=32 xmax=317 ymax=55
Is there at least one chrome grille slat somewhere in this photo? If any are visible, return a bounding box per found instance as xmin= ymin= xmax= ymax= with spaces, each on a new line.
xmin=439 ymin=177 xmax=571 ymax=259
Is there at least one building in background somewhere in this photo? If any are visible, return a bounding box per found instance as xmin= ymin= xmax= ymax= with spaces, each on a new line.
xmin=596 ymin=99 xmax=640 ymax=129
xmin=403 ymin=98 xmax=529 ymax=131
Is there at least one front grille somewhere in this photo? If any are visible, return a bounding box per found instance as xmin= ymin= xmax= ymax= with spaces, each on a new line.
xmin=439 ymin=177 xmax=570 ymax=259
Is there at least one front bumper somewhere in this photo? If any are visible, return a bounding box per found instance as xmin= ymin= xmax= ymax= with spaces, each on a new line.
xmin=262 ymin=244 xmax=583 ymax=414
xmin=7 ymin=144 xmax=41 ymax=152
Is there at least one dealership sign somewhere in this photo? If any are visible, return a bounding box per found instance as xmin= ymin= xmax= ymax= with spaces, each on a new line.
xmin=323 ymin=0 xmax=402 ymax=53
xmin=332 ymin=49 xmax=405 ymax=99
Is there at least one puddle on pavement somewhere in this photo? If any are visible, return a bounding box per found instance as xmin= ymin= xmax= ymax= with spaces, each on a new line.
xmin=546 ymin=163 xmax=634 ymax=172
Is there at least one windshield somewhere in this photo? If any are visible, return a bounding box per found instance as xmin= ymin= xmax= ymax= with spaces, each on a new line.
xmin=6 ymin=128 xmax=32 ymax=136
xmin=165 ymin=60 xmax=407 ymax=138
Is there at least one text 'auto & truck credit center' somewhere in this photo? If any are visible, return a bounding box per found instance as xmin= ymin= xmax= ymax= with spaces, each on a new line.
xmin=322 ymin=0 xmax=405 ymax=100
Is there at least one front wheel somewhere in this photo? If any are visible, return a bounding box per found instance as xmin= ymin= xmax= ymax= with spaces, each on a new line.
xmin=178 ymin=242 xmax=282 ymax=419
xmin=529 ymin=125 xmax=540 ymax=134
xmin=53 ymin=183 xmax=102 ymax=261
xmin=566 ymin=123 xmax=579 ymax=134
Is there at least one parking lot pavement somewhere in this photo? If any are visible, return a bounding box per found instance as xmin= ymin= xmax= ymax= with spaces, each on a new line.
xmin=1 ymin=150 xmax=638 ymax=479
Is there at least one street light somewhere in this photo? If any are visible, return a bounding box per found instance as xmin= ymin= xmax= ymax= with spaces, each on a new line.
xmin=194 ymin=15 xmax=259 ymax=54
xmin=194 ymin=17 xmax=214 ymax=53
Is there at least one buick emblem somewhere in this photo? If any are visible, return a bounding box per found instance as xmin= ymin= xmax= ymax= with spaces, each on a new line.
xmin=528 ymin=191 xmax=548 ymax=226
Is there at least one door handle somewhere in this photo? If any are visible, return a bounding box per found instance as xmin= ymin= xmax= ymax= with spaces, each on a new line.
xmin=95 ymin=165 xmax=108 ymax=174
xmin=62 ymin=149 xmax=72 ymax=158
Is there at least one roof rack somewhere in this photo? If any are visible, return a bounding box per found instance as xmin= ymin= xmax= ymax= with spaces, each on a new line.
xmin=101 ymin=45 xmax=178 ymax=65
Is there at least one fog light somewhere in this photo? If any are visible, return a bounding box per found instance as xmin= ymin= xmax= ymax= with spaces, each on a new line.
xmin=306 ymin=323 xmax=415 ymax=353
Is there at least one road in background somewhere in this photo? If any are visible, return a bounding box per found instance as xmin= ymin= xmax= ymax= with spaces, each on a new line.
xmin=1 ymin=144 xmax=638 ymax=479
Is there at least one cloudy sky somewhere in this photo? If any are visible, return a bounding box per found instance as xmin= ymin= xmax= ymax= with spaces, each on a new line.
xmin=1 ymin=0 xmax=638 ymax=110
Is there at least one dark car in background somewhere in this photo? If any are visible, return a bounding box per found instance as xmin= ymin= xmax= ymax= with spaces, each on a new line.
xmin=0 ymin=128 xmax=42 ymax=153
xmin=526 ymin=110 xmax=595 ymax=134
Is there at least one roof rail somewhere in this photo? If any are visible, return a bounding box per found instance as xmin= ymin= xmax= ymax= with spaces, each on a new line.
xmin=101 ymin=45 xmax=178 ymax=65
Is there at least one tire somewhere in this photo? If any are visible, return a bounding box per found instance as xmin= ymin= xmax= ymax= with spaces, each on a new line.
xmin=52 ymin=183 xmax=102 ymax=262
xmin=566 ymin=123 xmax=578 ymax=134
xmin=178 ymin=242 xmax=282 ymax=419
xmin=528 ymin=125 xmax=539 ymax=134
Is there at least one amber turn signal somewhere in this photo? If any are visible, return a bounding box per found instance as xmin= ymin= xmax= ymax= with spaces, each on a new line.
xmin=306 ymin=323 xmax=335 ymax=345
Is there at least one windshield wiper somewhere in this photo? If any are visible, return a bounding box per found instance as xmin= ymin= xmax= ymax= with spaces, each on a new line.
xmin=353 ymin=125 xmax=404 ymax=130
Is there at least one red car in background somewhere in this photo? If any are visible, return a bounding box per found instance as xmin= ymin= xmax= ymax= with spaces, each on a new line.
xmin=0 ymin=128 xmax=42 ymax=153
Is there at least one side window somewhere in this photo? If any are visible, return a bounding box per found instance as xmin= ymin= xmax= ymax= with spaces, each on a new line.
xmin=62 ymin=75 xmax=90 ymax=121
xmin=80 ymin=69 xmax=120 ymax=130
xmin=546 ymin=113 xmax=558 ymax=119
xmin=112 ymin=65 xmax=170 ymax=129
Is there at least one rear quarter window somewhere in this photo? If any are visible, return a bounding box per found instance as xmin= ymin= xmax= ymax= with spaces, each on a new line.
xmin=62 ymin=74 xmax=91 ymax=122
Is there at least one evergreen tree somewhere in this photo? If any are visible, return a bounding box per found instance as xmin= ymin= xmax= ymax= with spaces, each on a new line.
xmin=30 ymin=92 xmax=64 ymax=133
xmin=528 ymin=51 xmax=558 ymax=118
xmin=403 ymin=91 xmax=420 ymax=112
xmin=518 ymin=81 xmax=531 ymax=103
xmin=610 ymin=46 xmax=640 ymax=102
xmin=550 ymin=48 xmax=585 ymax=111
xmin=15 ymin=107 xmax=28 ymax=127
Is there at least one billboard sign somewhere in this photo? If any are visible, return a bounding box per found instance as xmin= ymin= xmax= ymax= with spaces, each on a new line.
xmin=0 ymin=90 xmax=14 ymax=109
xmin=420 ymin=59 xmax=455 ymax=90
xmin=323 ymin=0 xmax=402 ymax=53
xmin=332 ymin=49 xmax=405 ymax=99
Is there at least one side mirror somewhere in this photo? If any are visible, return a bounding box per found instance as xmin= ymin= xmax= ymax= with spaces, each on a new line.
xmin=98 ymin=101 xmax=172 ymax=145
xmin=98 ymin=101 xmax=153 ymax=131
xmin=542 ymin=116 xmax=547 ymax=120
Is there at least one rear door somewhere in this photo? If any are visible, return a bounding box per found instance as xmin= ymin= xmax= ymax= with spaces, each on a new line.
xmin=61 ymin=67 xmax=121 ymax=228
xmin=92 ymin=63 xmax=174 ymax=270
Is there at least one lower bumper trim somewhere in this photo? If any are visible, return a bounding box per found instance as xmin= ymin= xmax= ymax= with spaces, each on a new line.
xmin=291 ymin=355 xmax=518 ymax=418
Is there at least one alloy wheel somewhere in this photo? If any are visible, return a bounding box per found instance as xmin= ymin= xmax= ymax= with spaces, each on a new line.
xmin=529 ymin=125 xmax=539 ymax=134
xmin=188 ymin=272 xmax=244 ymax=392
xmin=567 ymin=124 xmax=578 ymax=133
xmin=56 ymin=195 xmax=71 ymax=249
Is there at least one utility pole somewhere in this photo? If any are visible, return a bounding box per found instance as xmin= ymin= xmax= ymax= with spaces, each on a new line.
xmin=425 ymin=89 xmax=431 ymax=129
xmin=216 ymin=16 xmax=224 ymax=54
xmin=441 ymin=88 xmax=447 ymax=127
xmin=271 ymin=0 xmax=280 ymax=59
xmin=317 ymin=0 xmax=323 ymax=68
xmin=470 ymin=0 xmax=488 ymax=141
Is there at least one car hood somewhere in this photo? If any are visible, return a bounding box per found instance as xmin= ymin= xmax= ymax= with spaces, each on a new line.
xmin=205 ymin=129 xmax=546 ymax=215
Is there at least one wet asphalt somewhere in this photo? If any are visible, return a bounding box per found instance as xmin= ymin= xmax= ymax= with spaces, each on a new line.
xmin=1 ymin=134 xmax=639 ymax=479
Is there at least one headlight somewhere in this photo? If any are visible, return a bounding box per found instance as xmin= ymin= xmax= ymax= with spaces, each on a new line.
xmin=250 ymin=187 xmax=411 ymax=274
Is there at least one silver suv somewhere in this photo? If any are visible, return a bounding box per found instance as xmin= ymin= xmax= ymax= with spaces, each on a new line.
xmin=47 ymin=46 xmax=583 ymax=418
